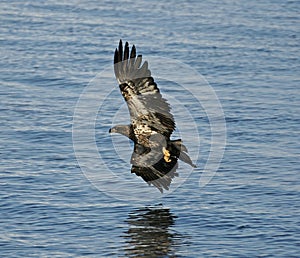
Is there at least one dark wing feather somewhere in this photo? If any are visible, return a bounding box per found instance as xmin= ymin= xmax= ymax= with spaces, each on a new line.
xmin=114 ymin=40 xmax=175 ymax=142
xmin=132 ymin=164 xmax=179 ymax=193
xmin=131 ymin=143 xmax=179 ymax=193
xmin=129 ymin=133 xmax=180 ymax=193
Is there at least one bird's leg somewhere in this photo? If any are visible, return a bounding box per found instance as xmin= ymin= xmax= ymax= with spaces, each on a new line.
xmin=162 ymin=147 xmax=171 ymax=163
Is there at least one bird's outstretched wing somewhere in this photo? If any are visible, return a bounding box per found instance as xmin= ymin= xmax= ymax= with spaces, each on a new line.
xmin=131 ymin=142 xmax=179 ymax=193
xmin=114 ymin=40 xmax=175 ymax=145
xmin=132 ymin=164 xmax=179 ymax=193
xmin=128 ymin=134 xmax=183 ymax=193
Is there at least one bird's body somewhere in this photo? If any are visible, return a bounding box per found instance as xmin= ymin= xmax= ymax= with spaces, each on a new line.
xmin=109 ymin=40 xmax=196 ymax=192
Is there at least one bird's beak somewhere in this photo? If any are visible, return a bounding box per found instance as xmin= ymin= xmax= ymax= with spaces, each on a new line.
xmin=109 ymin=127 xmax=115 ymax=133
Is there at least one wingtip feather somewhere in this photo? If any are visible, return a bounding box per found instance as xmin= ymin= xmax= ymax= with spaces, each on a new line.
xmin=124 ymin=41 xmax=129 ymax=60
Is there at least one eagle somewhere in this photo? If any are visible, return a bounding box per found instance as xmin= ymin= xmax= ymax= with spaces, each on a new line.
xmin=109 ymin=40 xmax=196 ymax=193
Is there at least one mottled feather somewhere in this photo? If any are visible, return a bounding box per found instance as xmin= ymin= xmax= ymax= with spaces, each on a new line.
xmin=111 ymin=40 xmax=196 ymax=192
xmin=114 ymin=40 xmax=175 ymax=142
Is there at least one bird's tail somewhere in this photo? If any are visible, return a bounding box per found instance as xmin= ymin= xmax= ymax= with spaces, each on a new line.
xmin=170 ymin=139 xmax=197 ymax=168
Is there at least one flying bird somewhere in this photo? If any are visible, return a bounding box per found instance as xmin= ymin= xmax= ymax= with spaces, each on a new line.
xmin=109 ymin=40 xmax=196 ymax=192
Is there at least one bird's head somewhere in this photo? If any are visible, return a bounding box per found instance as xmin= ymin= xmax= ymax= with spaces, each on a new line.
xmin=109 ymin=124 xmax=132 ymax=139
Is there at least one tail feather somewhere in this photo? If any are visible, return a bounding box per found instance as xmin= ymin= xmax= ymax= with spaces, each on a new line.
xmin=170 ymin=139 xmax=196 ymax=168
xmin=178 ymin=151 xmax=197 ymax=168
xmin=170 ymin=139 xmax=188 ymax=152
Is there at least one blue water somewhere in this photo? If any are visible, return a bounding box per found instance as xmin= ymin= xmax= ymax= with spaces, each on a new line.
xmin=1 ymin=0 xmax=299 ymax=257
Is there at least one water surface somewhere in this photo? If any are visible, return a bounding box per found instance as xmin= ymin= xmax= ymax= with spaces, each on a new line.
xmin=1 ymin=0 xmax=299 ymax=257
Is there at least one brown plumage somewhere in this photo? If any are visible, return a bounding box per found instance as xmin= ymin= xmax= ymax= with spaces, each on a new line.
xmin=109 ymin=40 xmax=196 ymax=193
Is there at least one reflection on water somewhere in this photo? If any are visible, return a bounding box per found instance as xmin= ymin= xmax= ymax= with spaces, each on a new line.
xmin=123 ymin=205 xmax=181 ymax=257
